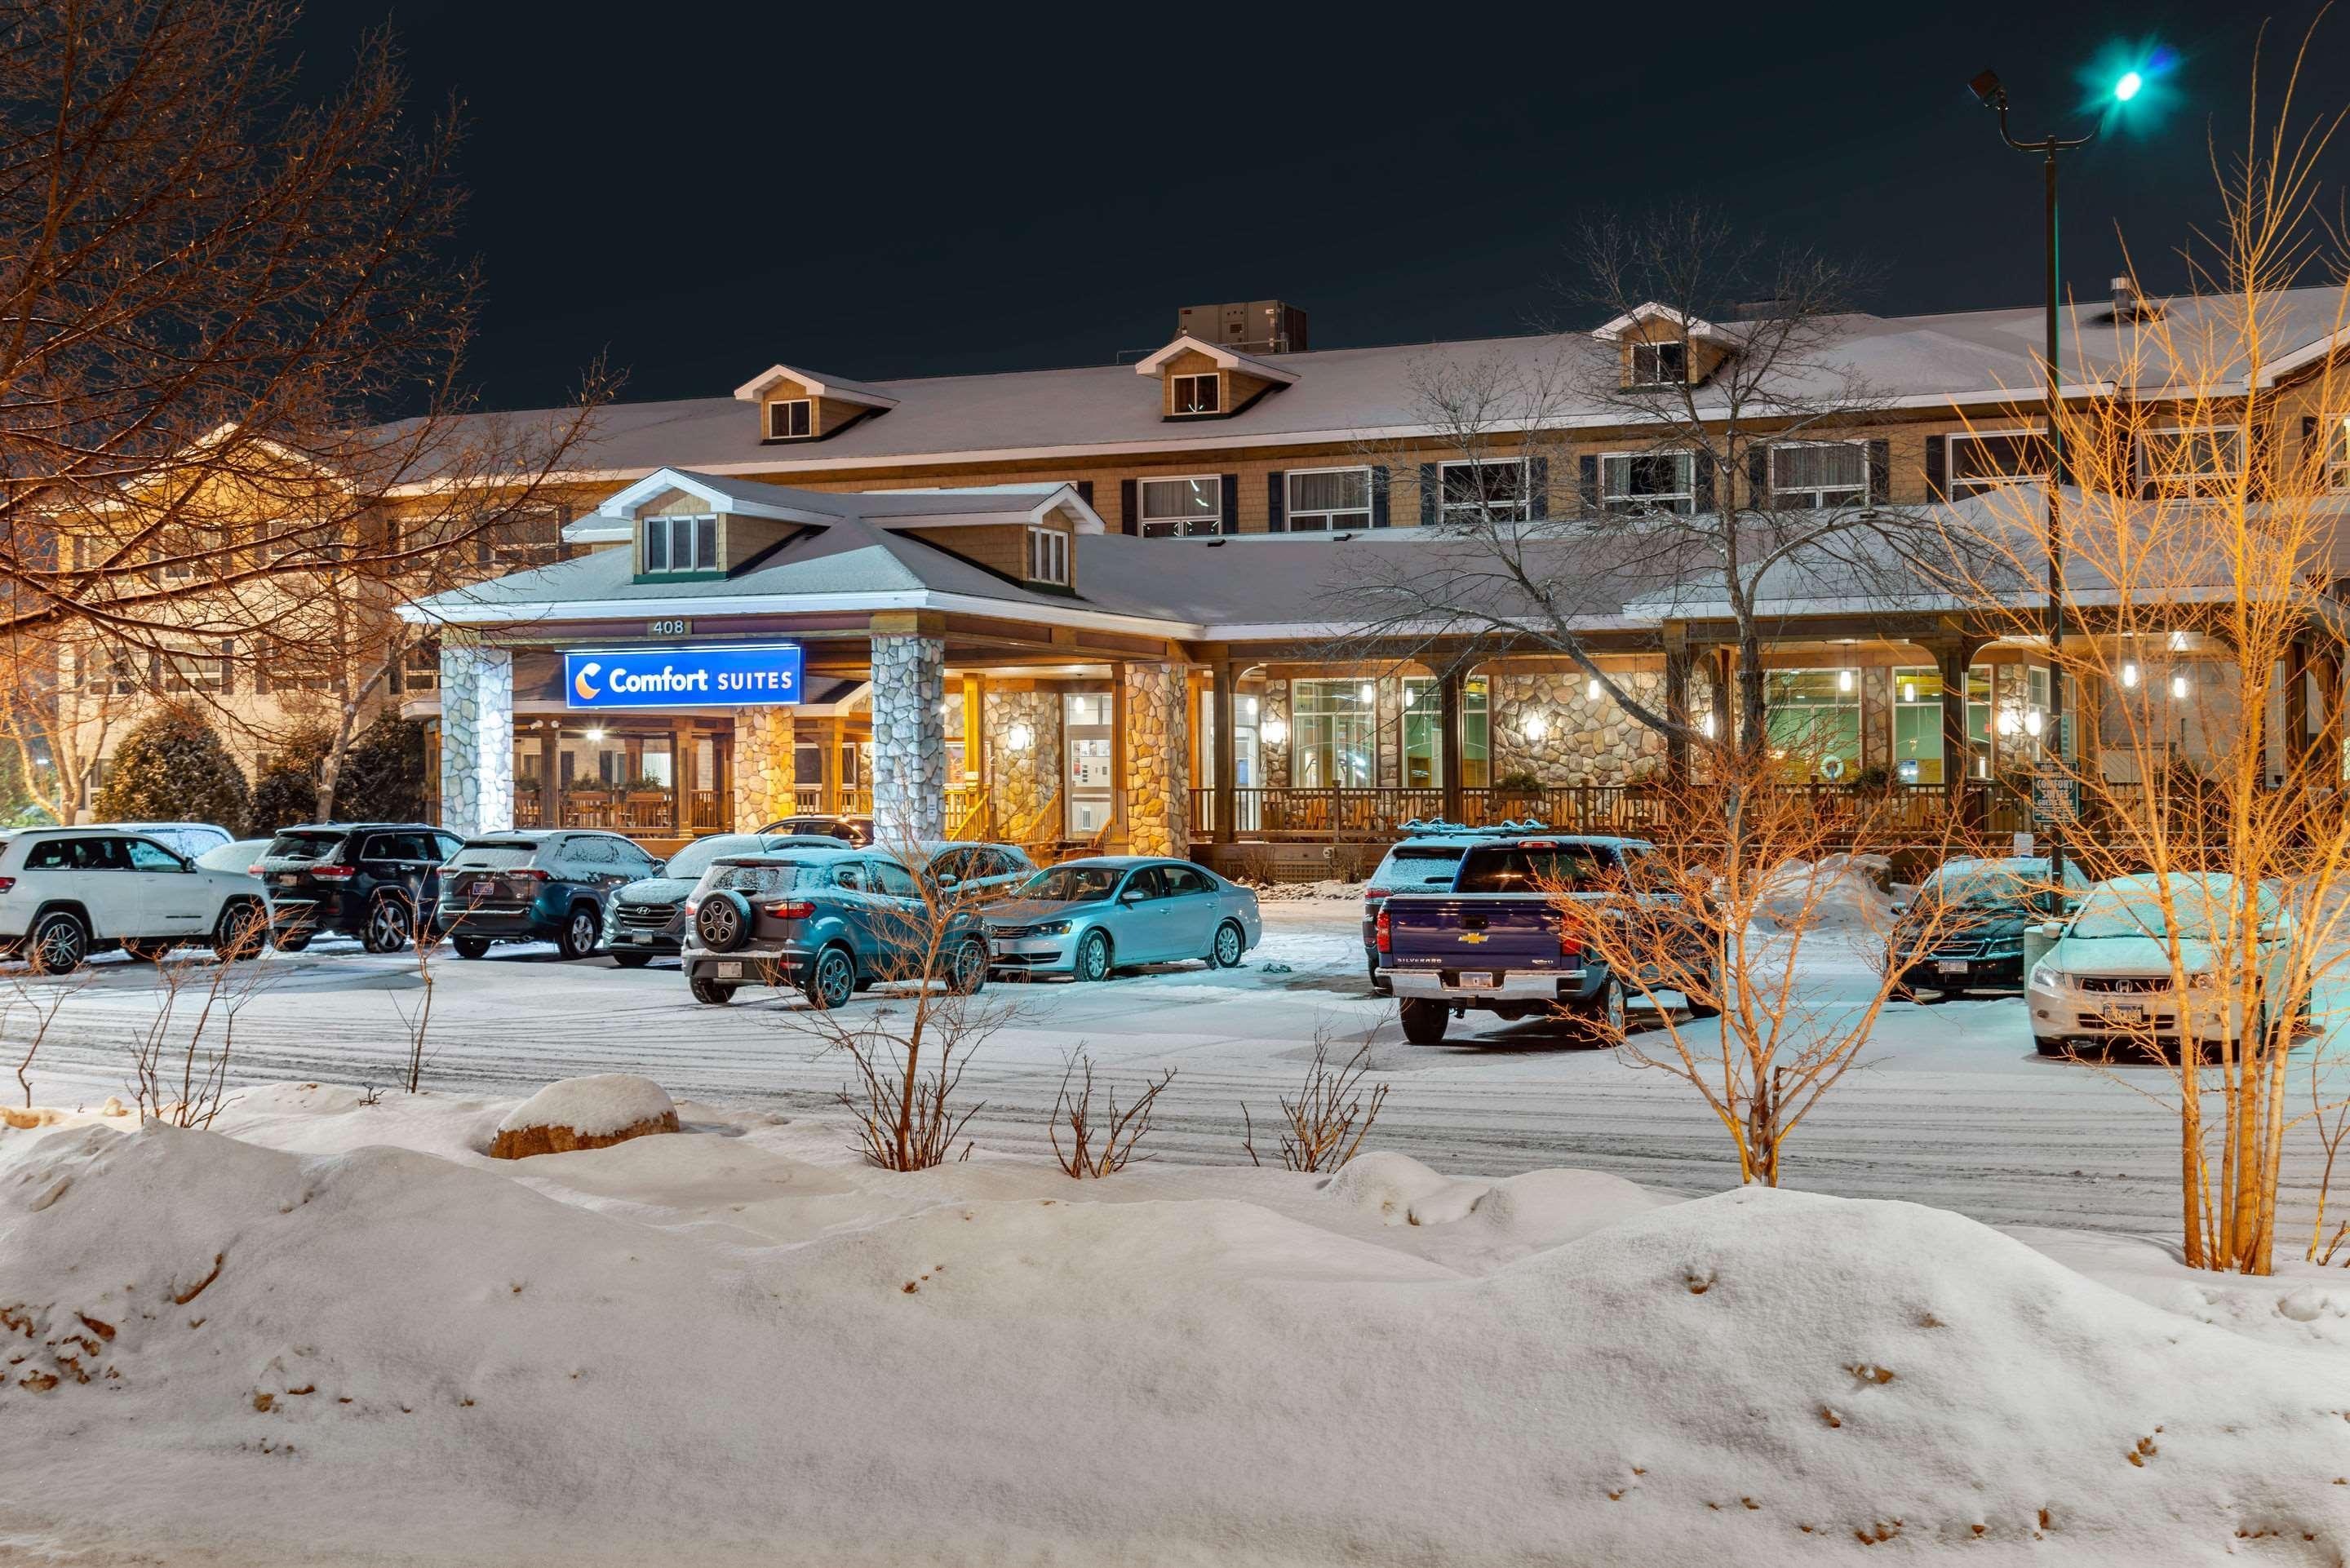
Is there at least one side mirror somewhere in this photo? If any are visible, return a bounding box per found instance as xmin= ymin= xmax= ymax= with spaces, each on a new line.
xmin=1120 ymin=888 xmax=1144 ymax=905
xmin=2035 ymin=921 xmax=2064 ymax=939
xmin=1888 ymin=901 xmax=1910 ymax=915
xmin=2258 ymin=923 xmax=2286 ymax=942
xmin=936 ymin=874 xmax=960 ymax=889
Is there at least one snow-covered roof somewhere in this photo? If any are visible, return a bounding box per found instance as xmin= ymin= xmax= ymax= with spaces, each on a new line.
xmin=1591 ymin=303 xmax=1740 ymax=347
xmin=1130 ymin=334 xmax=1301 ymax=385
xmin=406 ymin=287 xmax=2350 ymax=487
xmin=729 ymin=363 xmax=901 ymax=410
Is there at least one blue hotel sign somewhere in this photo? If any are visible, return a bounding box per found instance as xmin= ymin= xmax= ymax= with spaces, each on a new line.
xmin=564 ymin=644 xmax=804 ymax=710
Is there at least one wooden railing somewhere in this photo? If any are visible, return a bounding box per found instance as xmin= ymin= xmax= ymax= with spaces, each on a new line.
xmin=1186 ymin=782 xmax=2037 ymax=844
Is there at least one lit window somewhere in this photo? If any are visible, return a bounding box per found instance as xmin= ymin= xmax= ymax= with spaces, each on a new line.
xmin=1628 ymin=340 xmax=1687 ymax=387
xmin=2136 ymin=426 xmax=2245 ymax=498
xmin=1768 ymin=441 xmax=1868 ymax=509
xmin=1439 ymin=458 xmax=1530 ymax=525
xmin=1600 ymin=451 xmax=1696 ymax=514
xmin=1286 ymin=467 xmax=1371 ymax=531
xmin=1026 ymin=526 xmax=1069 ymax=586
xmin=1169 ymin=373 xmax=1221 ymax=415
xmin=767 ymin=399 xmax=812 ymax=440
xmin=1138 ymin=476 xmax=1221 ymax=538
xmin=160 ymin=641 xmax=232 ymax=695
xmin=1947 ymin=432 xmax=2050 ymax=497
xmin=642 ymin=514 xmax=717 ymax=574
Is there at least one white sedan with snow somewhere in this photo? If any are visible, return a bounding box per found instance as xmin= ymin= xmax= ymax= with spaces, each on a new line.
xmin=2025 ymin=873 xmax=2303 ymax=1060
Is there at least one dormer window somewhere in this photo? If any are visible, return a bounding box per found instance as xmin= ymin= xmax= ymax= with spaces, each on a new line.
xmin=1628 ymin=340 xmax=1687 ymax=387
xmin=1170 ymin=373 xmax=1221 ymax=416
xmin=767 ymin=399 xmax=813 ymax=440
xmin=643 ymin=514 xmax=717 ymax=574
xmin=1026 ymin=526 xmax=1069 ymax=586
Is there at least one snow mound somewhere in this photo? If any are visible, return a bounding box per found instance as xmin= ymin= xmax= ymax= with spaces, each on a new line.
xmin=1757 ymin=853 xmax=1894 ymax=932
xmin=1248 ymin=877 xmax=1365 ymax=902
xmin=4 ymin=1120 xmax=2348 ymax=1566
xmin=1327 ymin=1150 xmax=1671 ymax=1243
xmin=490 ymin=1073 xmax=677 ymax=1157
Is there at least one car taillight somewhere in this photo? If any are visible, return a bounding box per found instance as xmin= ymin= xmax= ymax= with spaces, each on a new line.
xmin=309 ymin=865 xmax=355 ymax=881
xmin=510 ymin=869 xmax=549 ymax=883
xmin=1375 ymin=906 xmax=1391 ymax=954
xmin=1560 ymin=918 xmax=1585 ymax=961
xmin=247 ymin=864 xmax=264 ymax=876
xmin=0 ymin=877 xmax=15 ymax=893
xmin=682 ymin=899 xmax=699 ymax=918
xmin=1365 ymin=885 xmax=1390 ymax=901
xmin=761 ymin=899 xmax=815 ymax=919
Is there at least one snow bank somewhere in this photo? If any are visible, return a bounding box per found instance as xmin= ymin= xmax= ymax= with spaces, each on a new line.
xmin=1248 ymin=877 xmax=1365 ymax=902
xmin=4 ymin=1108 xmax=2348 ymax=1566
xmin=1756 ymin=853 xmax=1895 ymax=932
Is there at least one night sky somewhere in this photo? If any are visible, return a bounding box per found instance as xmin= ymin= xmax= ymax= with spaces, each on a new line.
xmin=288 ymin=2 xmax=2345 ymax=413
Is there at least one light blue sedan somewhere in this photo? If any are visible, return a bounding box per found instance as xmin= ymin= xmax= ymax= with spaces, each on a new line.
xmin=983 ymin=856 xmax=1262 ymax=981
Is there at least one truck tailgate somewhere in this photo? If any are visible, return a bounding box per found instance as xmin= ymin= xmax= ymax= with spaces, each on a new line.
xmin=1381 ymin=893 xmax=1576 ymax=971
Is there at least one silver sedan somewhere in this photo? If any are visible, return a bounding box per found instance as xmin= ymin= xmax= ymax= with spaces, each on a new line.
xmin=983 ymin=857 xmax=1261 ymax=981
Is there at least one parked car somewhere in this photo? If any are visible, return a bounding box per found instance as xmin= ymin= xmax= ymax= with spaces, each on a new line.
xmin=95 ymin=821 xmax=233 ymax=860
xmin=2026 ymin=873 xmax=2305 ymax=1059
xmin=257 ymin=822 xmax=465 ymax=953
xmin=195 ymin=837 xmax=274 ymax=875
xmin=680 ymin=847 xmax=990 ymax=1006
xmin=605 ymin=832 xmax=846 ymax=967
xmin=1361 ymin=824 xmax=1528 ymax=993
xmin=1377 ymin=834 xmax=1715 ymax=1046
xmin=1887 ymin=856 xmax=2091 ymax=1000
xmin=0 ymin=827 xmax=271 ymax=973
xmin=437 ymin=830 xmax=663 ymax=960
xmin=982 ymin=857 xmax=1261 ymax=981
xmin=763 ymin=813 xmax=875 ymax=847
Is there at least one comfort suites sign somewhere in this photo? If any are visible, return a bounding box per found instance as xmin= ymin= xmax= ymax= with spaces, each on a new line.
xmin=564 ymin=644 xmax=804 ymax=710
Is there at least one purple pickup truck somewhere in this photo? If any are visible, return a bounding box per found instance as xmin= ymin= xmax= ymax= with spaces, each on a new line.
xmin=1374 ymin=834 xmax=1717 ymax=1046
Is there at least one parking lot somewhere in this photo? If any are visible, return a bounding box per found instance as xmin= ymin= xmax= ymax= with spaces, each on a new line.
xmin=16 ymin=897 xmax=2347 ymax=1238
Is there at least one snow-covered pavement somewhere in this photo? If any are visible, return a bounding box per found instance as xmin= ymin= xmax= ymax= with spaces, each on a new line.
xmin=15 ymin=899 xmax=2346 ymax=1237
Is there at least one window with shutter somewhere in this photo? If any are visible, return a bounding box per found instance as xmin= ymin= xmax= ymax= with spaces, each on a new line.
xmin=1284 ymin=467 xmax=1372 ymax=531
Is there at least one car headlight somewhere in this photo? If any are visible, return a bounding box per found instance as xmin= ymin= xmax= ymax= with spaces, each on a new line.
xmin=2187 ymin=970 xmax=2217 ymax=991
xmin=2029 ymin=963 xmax=2067 ymax=990
xmin=1031 ymin=919 xmax=1071 ymax=937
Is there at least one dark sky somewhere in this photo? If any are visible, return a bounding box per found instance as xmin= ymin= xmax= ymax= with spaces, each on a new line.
xmin=290 ymin=2 xmax=2345 ymax=413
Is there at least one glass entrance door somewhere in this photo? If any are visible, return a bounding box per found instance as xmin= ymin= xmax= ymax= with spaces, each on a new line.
xmin=1066 ymin=693 xmax=1112 ymax=836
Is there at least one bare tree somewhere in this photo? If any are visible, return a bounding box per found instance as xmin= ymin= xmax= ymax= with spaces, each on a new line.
xmin=1931 ymin=24 xmax=2350 ymax=1273
xmin=1241 ymin=1032 xmax=1389 ymax=1173
xmin=126 ymin=914 xmax=275 ymax=1128
xmin=386 ymin=896 xmax=451 ymax=1093
xmin=0 ymin=0 xmax=610 ymax=680
xmin=9 ymin=969 xmax=87 ymax=1106
xmin=1049 ymin=1050 xmax=1176 ymax=1178
xmin=1567 ymin=755 xmax=1971 ymax=1185
xmin=1343 ymin=206 xmax=1925 ymax=771
xmin=0 ymin=630 xmax=131 ymax=825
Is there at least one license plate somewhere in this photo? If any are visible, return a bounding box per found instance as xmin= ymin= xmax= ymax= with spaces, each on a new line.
xmin=716 ymin=961 xmax=744 ymax=980
xmin=276 ymin=873 xmax=298 ymax=886
xmin=468 ymin=879 xmax=497 ymax=897
xmin=1937 ymin=959 xmax=1971 ymax=976
xmin=2103 ymin=1003 xmax=2147 ymax=1025
xmin=1457 ymin=972 xmax=1499 ymax=990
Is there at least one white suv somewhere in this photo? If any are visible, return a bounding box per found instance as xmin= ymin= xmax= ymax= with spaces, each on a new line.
xmin=0 ymin=828 xmax=272 ymax=973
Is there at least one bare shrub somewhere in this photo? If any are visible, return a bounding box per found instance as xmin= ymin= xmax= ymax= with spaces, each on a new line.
xmin=127 ymin=930 xmax=275 ymax=1128
xmin=8 ymin=971 xmax=87 ymax=1106
xmin=386 ymin=898 xmax=450 ymax=1093
xmin=765 ymin=831 xmax=1021 ymax=1172
xmin=1242 ymin=1033 xmax=1389 ymax=1173
xmin=1050 ymin=1051 xmax=1176 ymax=1178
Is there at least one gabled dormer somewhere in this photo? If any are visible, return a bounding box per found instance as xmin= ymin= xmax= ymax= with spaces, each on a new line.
xmin=731 ymin=364 xmax=901 ymax=444
xmin=881 ymin=484 xmax=1104 ymax=596
xmin=1132 ymin=334 xmax=1299 ymax=421
xmin=575 ymin=467 xmax=842 ymax=582
xmin=1592 ymin=303 xmax=1740 ymax=392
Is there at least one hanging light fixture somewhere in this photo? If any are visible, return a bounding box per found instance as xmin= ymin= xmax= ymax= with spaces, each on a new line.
xmin=1901 ymin=677 xmax=1918 ymax=703
xmin=1358 ymin=681 xmax=1377 ymax=704
xmin=1838 ymin=667 xmax=1856 ymax=693
xmin=2121 ymin=661 xmax=2139 ymax=688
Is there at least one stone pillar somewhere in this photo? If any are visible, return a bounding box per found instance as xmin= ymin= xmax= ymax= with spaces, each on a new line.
xmin=1261 ymin=680 xmax=1292 ymax=788
xmin=731 ymin=705 xmax=798 ymax=830
xmin=870 ymin=631 xmax=946 ymax=842
xmin=437 ymin=640 xmax=514 ymax=839
xmin=1120 ymin=660 xmax=1191 ymax=856
xmin=1663 ymin=638 xmax=1693 ymax=784
xmin=982 ymin=688 xmax=1062 ymax=839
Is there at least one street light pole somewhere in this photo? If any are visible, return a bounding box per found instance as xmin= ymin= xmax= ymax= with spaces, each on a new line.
xmin=1971 ymin=69 xmax=2098 ymax=888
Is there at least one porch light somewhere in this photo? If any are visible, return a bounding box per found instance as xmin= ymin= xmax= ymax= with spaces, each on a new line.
xmin=2171 ymin=673 xmax=2189 ymax=700
xmin=1700 ymin=713 xmax=1717 ymax=738
xmin=1901 ymin=680 xmax=1918 ymax=703
xmin=1358 ymin=682 xmax=1377 ymax=704
xmin=1004 ymin=723 xmax=1034 ymax=751
xmin=1996 ymin=710 xmax=2020 ymax=737
xmin=1585 ymin=677 xmax=1602 ymax=702
xmin=1244 ymin=697 xmax=1258 ymax=720
xmin=1261 ymin=718 xmax=1288 ymax=746
xmin=1524 ymin=712 xmax=1550 ymax=741
xmin=585 ymin=727 xmax=605 ymax=743
xmin=1838 ymin=668 xmax=1856 ymax=693
xmin=2024 ymin=709 xmax=2044 ymax=737
xmin=2122 ymin=661 xmax=2139 ymax=688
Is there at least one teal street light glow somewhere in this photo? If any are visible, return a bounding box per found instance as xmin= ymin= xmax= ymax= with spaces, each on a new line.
xmin=2077 ymin=38 xmax=2176 ymax=130
xmin=2113 ymin=70 xmax=2143 ymax=102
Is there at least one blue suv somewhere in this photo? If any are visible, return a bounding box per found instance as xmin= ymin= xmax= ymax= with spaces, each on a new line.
xmin=680 ymin=848 xmax=989 ymax=1006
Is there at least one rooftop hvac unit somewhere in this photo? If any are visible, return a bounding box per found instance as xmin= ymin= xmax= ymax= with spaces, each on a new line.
xmin=1176 ymin=300 xmax=1308 ymax=355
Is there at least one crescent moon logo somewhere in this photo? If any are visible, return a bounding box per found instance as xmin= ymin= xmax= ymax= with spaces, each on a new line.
xmin=573 ymin=662 xmax=601 ymax=702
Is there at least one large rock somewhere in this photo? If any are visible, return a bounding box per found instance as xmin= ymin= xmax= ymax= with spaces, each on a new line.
xmin=488 ymin=1074 xmax=679 ymax=1160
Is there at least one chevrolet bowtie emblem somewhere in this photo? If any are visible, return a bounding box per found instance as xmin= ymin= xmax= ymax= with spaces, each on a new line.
xmin=1458 ymin=932 xmax=1488 ymax=944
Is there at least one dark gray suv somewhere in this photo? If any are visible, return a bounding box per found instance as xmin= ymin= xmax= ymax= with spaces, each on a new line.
xmin=604 ymin=832 xmax=844 ymax=967
xmin=437 ymin=831 xmax=663 ymax=960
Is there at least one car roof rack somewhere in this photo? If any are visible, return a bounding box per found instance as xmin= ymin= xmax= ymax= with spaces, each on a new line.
xmin=1397 ymin=817 xmax=1550 ymax=835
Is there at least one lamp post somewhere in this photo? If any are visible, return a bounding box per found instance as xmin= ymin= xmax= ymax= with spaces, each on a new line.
xmin=1969 ymin=66 xmax=2136 ymax=885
